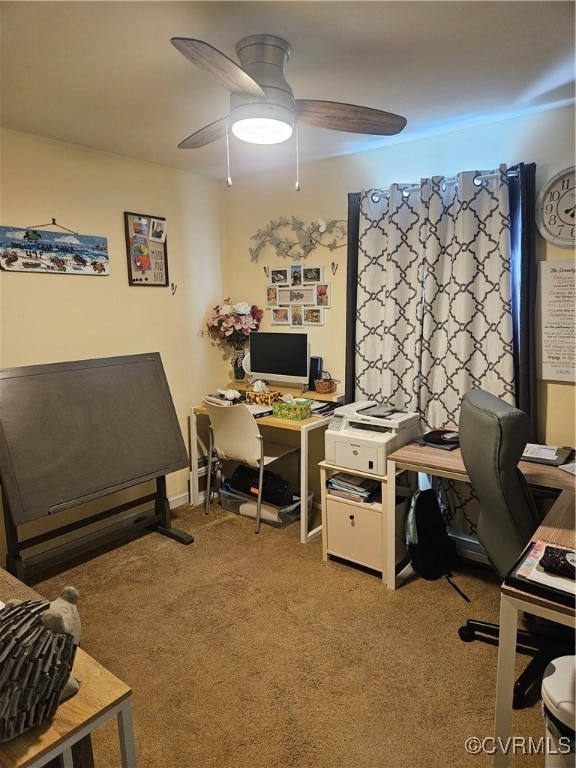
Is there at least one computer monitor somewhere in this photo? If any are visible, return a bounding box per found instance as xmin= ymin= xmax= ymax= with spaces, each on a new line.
xmin=244 ymin=331 xmax=310 ymax=388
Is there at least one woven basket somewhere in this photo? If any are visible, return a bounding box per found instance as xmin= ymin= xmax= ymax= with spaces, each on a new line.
xmin=314 ymin=378 xmax=337 ymax=394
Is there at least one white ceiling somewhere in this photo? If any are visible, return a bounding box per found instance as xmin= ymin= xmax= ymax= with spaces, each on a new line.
xmin=1 ymin=1 xmax=574 ymax=181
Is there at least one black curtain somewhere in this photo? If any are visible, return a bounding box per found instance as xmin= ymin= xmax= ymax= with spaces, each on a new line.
xmin=345 ymin=192 xmax=360 ymax=403
xmin=508 ymin=162 xmax=538 ymax=439
xmin=345 ymin=169 xmax=538 ymax=432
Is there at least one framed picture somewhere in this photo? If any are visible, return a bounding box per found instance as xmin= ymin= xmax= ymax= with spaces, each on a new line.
xmin=303 ymin=266 xmax=323 ymax=284
xmin=149 ymin=218 xmax=167 ymax=243
xmin=266 ymin=285 xmax=279 ymax=307
xmin=271 ymin=307 xmax=291 ymax=325
xmin=290 ymin=305 xmax=304 ymax=326
xmin=303 ymin=307 xmax=324 ymax=325
xmin=270 ymin=268 xmax=289 ymax=285
xmin=277 ymin=286 xmax=316 ymax=305
xmin=290 ymin=264 xmax=303 ymax=286
xmin=124 ymin=212 xmax=168 ymax=286
xmin=0 ymin=224 xmax=109 ymax=276
xmin=316 ymin=283 xmax=331 ymax=307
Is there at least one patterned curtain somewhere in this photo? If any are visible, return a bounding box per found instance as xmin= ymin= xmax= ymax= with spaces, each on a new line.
xmin=354 ymin=166 xmax=515 ymax=534
xmin=355 ymin=166 xmax=515 ymax=428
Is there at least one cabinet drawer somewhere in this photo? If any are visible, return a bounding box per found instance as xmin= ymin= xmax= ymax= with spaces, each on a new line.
xmin=325 ymin=498 xmax=382 ymax=571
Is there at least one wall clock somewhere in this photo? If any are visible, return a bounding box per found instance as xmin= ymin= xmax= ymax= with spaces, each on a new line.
xmin=536 ymin=166 xmax=575 ymax=248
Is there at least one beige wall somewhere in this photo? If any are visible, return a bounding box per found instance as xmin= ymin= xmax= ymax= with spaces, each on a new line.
xmin=0 ymin=129 xmax=227 ymax=561
xmin=224 ymin=105 xmax=576 ymax=445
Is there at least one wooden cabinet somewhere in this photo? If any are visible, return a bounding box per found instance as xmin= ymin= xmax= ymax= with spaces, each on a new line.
xmin=325 ymin=497 xmax=383 ymax=570
xmin=319 ymin=460 xmax=409 ymax=583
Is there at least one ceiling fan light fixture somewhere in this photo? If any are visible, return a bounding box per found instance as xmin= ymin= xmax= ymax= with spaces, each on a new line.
xmin=232 ymin=117 xmax=293 ymax=144
xmin=231 ymin=102 xmax=294 ymax=144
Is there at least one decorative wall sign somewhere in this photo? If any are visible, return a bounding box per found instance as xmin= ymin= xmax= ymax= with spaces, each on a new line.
xmin=124 ymin=212 xmax=168 ymax=286
xmin=277 ymin=286 xmax=316 ymax=305
xmin=249 ymin=217 xmax=346 ymax=262
xmin=538 ymin=259 xmax=575 ymax=382
xmin=0 ymin=224 xmax=109 ymax=275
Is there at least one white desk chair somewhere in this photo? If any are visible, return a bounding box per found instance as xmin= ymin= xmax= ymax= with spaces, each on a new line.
xmin=203 ymin=400 xmax=299 ymax=534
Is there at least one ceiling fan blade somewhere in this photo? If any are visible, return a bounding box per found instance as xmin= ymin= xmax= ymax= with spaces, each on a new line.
xmin=178 ymin=118 xmax=228 ymax=149
xmin=295 ymin=100 xmax=407 ymax=135
xmin=171 ymin=37 xmax=265 ymax=97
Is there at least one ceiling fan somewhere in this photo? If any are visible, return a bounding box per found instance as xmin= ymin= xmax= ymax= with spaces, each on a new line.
xmin=171 ymin=34 xmax=407 ymax=148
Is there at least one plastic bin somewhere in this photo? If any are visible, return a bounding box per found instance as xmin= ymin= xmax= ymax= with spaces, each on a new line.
xmin=219 ymin=485 xmax=313 ymax=528
xmin=541 ymin=656 xmax=575 ymax=767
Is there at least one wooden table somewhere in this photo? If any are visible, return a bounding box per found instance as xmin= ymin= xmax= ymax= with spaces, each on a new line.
xmin=386 ymin=442 xmax=575 ymax=589
xmin=0 ymin=569 xmax=136 ymax=768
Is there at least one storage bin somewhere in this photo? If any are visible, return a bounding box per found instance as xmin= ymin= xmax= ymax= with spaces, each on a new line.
xmin=219 ymin=485 xmax=313 ymax=528
xmin=272 ymin=399 xmax=312 ymax=421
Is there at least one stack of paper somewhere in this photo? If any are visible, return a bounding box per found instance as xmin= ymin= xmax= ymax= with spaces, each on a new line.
xmin=522 ymin=444 xmax=558 ymax=461
xmin=326 ymin=472 xmax=381 ymax=503
xmin=521 ymin=443 xmax=573 ymax=466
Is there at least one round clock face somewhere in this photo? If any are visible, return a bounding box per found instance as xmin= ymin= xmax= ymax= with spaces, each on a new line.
xmin=536 ymin=166 xmax=576 ymax=248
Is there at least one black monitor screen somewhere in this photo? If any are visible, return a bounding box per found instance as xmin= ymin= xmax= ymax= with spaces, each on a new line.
xmin=248 ymin=332 xmax=309 ymax=386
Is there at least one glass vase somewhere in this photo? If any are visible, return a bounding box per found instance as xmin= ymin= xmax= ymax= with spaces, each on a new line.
xmin=232 ymin=348 xmax=246 ymax=380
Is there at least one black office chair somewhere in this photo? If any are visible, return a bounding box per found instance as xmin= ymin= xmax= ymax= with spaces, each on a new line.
xmin=457 ymin=387 xmax=573 ymax=709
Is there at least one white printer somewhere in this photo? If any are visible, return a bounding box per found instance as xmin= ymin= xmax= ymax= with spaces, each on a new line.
xmin=324 ymin=401 xmax=420 ymax=475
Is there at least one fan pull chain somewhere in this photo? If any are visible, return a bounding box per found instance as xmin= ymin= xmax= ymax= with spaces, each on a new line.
xmin=226 ymin=118 xmax=232 ymax=188
xmin=295 ymin=124 xmax=301 ymax=192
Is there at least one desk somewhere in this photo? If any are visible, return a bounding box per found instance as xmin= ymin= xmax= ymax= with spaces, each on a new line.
xmin=386 ymin=442 xmax=575 ymax=768
xmin=493 ymin=490 xmax=575 ymax=767
xmin=190 ymin=391 xmax=342 ymax=543
xmin=0 ymin=569 xmax=136 ymax=768
xmin=386 ymin=442 xmax=575 ymax=590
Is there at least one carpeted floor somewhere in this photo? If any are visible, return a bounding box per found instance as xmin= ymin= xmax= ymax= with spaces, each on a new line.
xmin=32 ymin=503 xmax=547 ymax=768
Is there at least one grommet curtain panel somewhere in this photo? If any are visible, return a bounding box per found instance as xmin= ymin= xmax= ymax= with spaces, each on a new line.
xmin=354 ymin=166 xmax=515 ymax=428
xmin=346 ymin=163 xmax=537 ymax=534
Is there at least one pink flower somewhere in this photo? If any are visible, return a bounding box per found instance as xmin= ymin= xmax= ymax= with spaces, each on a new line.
xmin=204 ymin=298 xmax=263 ymax=349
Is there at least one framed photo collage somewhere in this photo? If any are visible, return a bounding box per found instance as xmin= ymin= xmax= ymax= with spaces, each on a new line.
xmin=266 ymin=265 xmax=330 ymax=327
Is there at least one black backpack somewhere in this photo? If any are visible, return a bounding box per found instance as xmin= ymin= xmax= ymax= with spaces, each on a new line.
xmin=405 ymin=488 xmax=469 ymax=599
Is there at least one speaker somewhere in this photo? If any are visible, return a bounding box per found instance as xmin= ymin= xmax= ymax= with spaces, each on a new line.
xmin=308 ymin=356 xmax=323 ymax=392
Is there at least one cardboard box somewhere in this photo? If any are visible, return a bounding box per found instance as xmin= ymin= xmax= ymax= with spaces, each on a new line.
xmin=272 ymin=399 xmax=312 ymax=421
xmin=245 ymin=390 xmax=281 ymax=406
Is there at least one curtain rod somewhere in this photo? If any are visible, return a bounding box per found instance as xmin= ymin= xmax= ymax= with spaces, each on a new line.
xmin=370 ymin=169 xmax=519 ymax=202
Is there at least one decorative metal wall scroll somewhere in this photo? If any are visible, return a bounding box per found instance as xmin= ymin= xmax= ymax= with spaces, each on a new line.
xmin=250 ymin=217 xmax=346 ymax=262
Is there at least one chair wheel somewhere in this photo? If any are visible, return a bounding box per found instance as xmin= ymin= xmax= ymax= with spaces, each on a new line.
xmin=512 ymin=692 xmax=526 ymax=710
xmin=458 ymin=625 xmax=476 ymax=642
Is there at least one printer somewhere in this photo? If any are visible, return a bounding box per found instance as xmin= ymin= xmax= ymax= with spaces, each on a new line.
xmin=325 ymin=401 xmax=420 ymax=475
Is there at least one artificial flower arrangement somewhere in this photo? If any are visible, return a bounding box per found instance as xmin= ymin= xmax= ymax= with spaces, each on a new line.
xmin=205 ymin=299 xmax=263 ymax=350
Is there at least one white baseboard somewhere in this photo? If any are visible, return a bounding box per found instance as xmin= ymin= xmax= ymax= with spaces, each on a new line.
xmin=170 ymin=492 xmax=191 ymax=509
